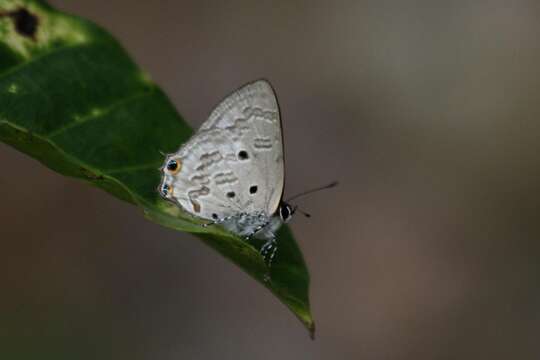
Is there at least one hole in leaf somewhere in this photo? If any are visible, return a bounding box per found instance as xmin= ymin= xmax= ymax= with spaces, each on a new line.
xmin=2 ymin=8 xmax=39 ymax=39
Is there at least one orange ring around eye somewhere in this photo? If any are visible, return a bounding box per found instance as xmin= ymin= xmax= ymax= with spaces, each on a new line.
xmin=161 ymin=183 xmax=174 ymax=197
xmin=166 ymin=158 xmax=182 ymax=175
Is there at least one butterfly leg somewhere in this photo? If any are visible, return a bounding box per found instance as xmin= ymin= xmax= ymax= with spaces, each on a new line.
xmin=260 ymin=233 xmax=278 ymax=282
xmin=260 ymin=234 xmax=278 ymax=267
xmin=201 ymin=215 xmax=235 ymax=228
xmin=244 ymin=220 xmax=270 ymax=241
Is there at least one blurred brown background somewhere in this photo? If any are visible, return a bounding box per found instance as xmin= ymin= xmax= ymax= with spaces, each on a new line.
xmin=2 ymin=1 xmax=540 ymax=359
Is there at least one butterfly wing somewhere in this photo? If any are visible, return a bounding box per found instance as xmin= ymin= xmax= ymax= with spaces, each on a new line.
xmin=160 ymin=80 xmax=284 ymax=221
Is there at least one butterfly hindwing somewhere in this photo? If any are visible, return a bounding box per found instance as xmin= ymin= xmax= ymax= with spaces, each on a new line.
xmin=160 ymin=80 xmax=284 ymax=221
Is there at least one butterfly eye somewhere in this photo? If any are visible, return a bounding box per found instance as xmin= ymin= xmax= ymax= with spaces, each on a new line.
xmin=279 ymin=204 xmax=293 ymax=222
xmin=212 ymin=213 xmax=219 ymax=220
xmin=166 ymin=158 xmax=182 ymax=174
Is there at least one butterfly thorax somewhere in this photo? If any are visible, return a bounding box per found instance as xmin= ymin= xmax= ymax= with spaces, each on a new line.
xmin=220 ymin=211 xmax=282 ymax=240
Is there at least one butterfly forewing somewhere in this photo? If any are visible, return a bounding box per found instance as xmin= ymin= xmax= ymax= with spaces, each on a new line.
xmin=162 ymin=80 xmax=284 ymax=221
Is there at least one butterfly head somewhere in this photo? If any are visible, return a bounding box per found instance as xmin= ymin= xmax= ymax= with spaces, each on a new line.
xmin=281 ymin=181 xmax=338 ymax=221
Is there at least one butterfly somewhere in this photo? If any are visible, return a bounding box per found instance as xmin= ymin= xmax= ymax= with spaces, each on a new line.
xmin=159 ymin=80 xmax=294 ymax=266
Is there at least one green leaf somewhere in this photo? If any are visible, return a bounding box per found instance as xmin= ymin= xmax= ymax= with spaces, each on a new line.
xmin=0 ymin=0 xmax=314 ymax=336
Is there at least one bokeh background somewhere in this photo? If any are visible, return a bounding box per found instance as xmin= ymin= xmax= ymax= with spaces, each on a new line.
xmin=2 ymin=1 xmax=540 ymax=359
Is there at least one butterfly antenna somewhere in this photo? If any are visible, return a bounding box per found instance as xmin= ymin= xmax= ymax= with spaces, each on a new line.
xmin=286 ymin=181 xmax=338 ymax=202
xmin=293 ymin=205 xmax=312 ymax=218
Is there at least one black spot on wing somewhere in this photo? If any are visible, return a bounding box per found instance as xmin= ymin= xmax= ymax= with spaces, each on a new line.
xmin=238 ymin=150 xmax=249 ymax=160
xmin=166 ymin=159 xmax=178 ymax=171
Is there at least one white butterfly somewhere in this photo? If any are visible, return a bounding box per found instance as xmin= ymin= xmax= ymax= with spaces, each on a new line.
xmin=159 ymin=80 xmax=294 ymax=265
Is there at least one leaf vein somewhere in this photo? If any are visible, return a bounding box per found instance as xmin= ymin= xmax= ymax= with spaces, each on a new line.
xmin=105 ymin=163 xmax=161 ymax=174
xmin=47 ymin=90 xmax=154 ymax=138
xmin=0 ymin=43 xmax=93 ymax=82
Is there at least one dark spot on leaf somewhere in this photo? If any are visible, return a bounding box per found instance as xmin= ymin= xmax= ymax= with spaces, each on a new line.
xmin=249 ymin=185 xmax=258 ymax=194
xmin=1 ymin=8 xmax=39 ymax=39
xmin=238 ymin=150 xmax=249 ymax=160
xmin=227 ymin=191 xmax=235 ymax=198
